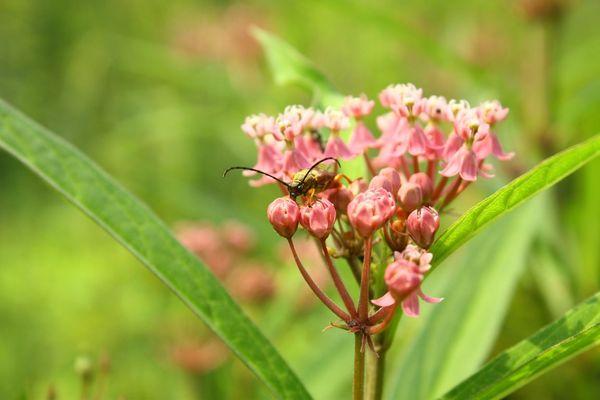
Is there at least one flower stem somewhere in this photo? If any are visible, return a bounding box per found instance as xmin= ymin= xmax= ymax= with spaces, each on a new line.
xmin=320 ymin=240 xmax=358 ymax=317
xmin=412 ymin=155 xmax=420 ymax=173
xmin=358 ymin=236 xmax=373 ymax=321
xmin=431 ymin=176 xmax=448 ymax=203
xmin=354 ymin=333 xmax=365 ymax=400
xmin=365 ymin=345 xmax=386 ymax=400
xmin=363 ymin=152 xmax=377 ymax=177
xmin=287 ymin=238 xmax=351 ymax=322
xmin=427 ymin=160 xmax=435 ymax=179
xmin=439 ymin=177 xmax=463 ymax=211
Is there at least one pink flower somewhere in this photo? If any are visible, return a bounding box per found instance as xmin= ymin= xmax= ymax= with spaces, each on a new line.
xmin=348 ymin=122 xmax=377 ymax=154
xmin=275 ymin=106 xmax=306 ymax=141
xmin=406 ymin=206 xmax=440 ymax=248
xmin=281 ymin=149 xmax=311 ymax=177
xmin=423 ymin=123 xmax=446 ymax=160
xmin=246 ymin=143 xmax=284 ymax=187
xmin=376 ymin=112 xmax=405 ymax=146
xmin=324 ymin=108 xmax=350 ymax=132
xmin=440 ymin=146 xmax=478 ymax=181
xmin=324 ymin=135 xmax=355 ymax=160
xmin=372 ymin=247 xmax=442 ymax=317
xmin=342 ymin=94 xmax=375 ymax=119
xmin=379 ymin=83 xmax=423 ymax=117
xmin=420 ymin=96 xmax=449 ymax=123
xmin=405 ymin=124 xmax=430 ymax=156
xmin=241 ymin=114 xmax=276 ymax=140
xmin=477 ymin=100 xmax=509 ymax=125
xmin=300 ymin=199 xmax=336 ymax=239
xmin=347 ymin=188 xmax=396 ymax=238
xmin=447 ymin=99 xmax=471 ymax=122
xmin=397 ymin=182 xmax=423 ymax=213
xmin=294 ymin=134 xmax=324 ymax=164
xmin=267 ymin=197 xmax=300 ymax=238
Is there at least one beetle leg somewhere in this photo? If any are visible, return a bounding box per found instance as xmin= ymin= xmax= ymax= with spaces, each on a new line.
xmin=334 ymin=174 xmax=353 ymax=185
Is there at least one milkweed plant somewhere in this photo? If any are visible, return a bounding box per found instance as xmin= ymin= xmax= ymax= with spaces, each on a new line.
xmin=227 ymin=85 xmax=515 ymax=399
xmin=0 ymin=28 xmax=598 ymax=400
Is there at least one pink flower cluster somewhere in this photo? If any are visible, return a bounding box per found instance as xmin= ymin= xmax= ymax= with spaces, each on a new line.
xmin=235 ymin=83 xmax=512 ymax=341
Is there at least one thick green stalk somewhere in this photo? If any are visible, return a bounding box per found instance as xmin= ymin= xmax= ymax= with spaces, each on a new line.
xmin=365 ymin=340 xmax=387 ymax=400
xmin=354 ymin=334 xmax=365 ymax=400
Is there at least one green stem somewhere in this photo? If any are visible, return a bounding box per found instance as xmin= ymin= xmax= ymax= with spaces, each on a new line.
xmin=354 ymin=334 xmax=365 ymax=400
xmin=365 ymin=345 xmax=387 ymax=400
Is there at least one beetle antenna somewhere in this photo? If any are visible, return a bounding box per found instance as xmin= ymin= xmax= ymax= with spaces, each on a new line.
xmin=223 ymin=166 xmax=291 ymax=188
xmin=299 ymin=157 xmax=340 ymax=185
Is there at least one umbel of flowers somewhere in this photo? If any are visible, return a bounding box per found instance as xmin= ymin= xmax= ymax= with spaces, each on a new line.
xmin=230 ymin=83 xmax=512 ymax=351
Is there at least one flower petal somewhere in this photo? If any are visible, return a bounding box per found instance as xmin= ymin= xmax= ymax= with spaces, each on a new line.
xmin=402 ymin=293 xmax=420 ymax=317
xmin=372 ymin=291 xmax=396 ymax=307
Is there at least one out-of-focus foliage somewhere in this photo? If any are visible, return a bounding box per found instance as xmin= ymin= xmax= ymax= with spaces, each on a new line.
xmin=0 ymin=99 xmax=310 ymax=399
xmin=0 ymin=0 xmax=598 ymax=399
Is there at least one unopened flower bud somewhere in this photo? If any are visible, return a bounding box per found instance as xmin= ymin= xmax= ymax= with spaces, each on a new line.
xmin=397 ymin=182 xmax=423 ymax=213
xmin=407 ymin=206 xmax=440 ymax=248
xmin=349 ymin=178 xmax=368 ymax=196
xmin=300 ymin=199 xmax=336 ymax=239
xmin=386 ymin=219 xmax=408 ymax=252
xmin=347 ymin=188 xmax=396 ymax=238
xmin=369 ymin=167 xmax=401 ymax=195
xmin=409 ymin=172 xmax=433 ymax=201
xmin=267 ymin=197 xmax=300 ymax=238
xmin=322 ymin=187 xmax=354 ymax=213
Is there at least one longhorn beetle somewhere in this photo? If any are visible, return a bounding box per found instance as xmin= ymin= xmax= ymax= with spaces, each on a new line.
xmin=224 ymin=157 xmax=345 ymax=202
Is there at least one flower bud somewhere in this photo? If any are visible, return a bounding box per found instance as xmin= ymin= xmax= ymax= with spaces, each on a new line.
xmin=267 ymin=197 xmax=300 ymax=238
xmin=300 ymin=199 xmax=336 ymax=239
xmin=349 ymin=178 xmax=368 ymax=196
xmin=347 ymin=188 xmax=396 ymax=238
xmin=397 ymin=182 xmax=423 ymax=213
xmin=407 ymin=206 xmax=440 ymax=248
xmin=387 ymin=219 xmax=408 ymax=252
xmin=322 ymin=187 xmax=354 ymax=213
xmin=369 ymin=167 xmax=401 ymax=195
xmin=408 ymin=172 xmax=433 ymax=201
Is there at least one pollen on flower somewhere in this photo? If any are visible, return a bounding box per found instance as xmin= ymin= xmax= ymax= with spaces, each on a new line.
xmin=228 ymin=82 xmax=513 ymax=338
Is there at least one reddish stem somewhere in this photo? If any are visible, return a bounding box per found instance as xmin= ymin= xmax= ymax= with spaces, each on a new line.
xmin=363 ymin=152 xmax=377 ymax=177
xmin=431 ymin=176 xmax=448 ymax=203
xmin=367 ymin=305 xmax=392 ymax=325
xmin=439 ymin=177 xmax=463 ymax=211
xmin=287 ymin=238 xmax=351 ymax=322
xmin=368 ymin=304 xmax=398 ymax=335
xmin=427 ymin=160 xmax=435 ymax=179
xmin=320 ymin=240 xmax=358 ymax=317
xmin=399 ymin=156 xmax=411 ymax=179
xmin=358 ymin=236 xmax=373 ymax=321
xmin=412 ymin=155 xmax=420 ymax=173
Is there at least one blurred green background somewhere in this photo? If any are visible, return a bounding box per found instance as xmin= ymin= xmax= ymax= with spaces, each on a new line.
xmin=0 ymin=0 xmax=598 ymax=399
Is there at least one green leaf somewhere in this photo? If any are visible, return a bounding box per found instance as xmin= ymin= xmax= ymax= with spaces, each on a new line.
xmin=439 ymin=291 xmax=600 ymax=400
xmin=386 ymin=199 xmax=540 ymax=399
xmin=252 ymin=28 xmax=343 ymax=107
xmin=430 ymin=134 xmax=600 ymax=269
xmin=0 ymin=100 xmax=311 ymax=399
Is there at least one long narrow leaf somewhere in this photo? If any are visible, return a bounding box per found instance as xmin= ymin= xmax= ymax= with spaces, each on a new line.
xmin=252 ymin=28 xmax=343 ymax=107
xmin=0 ymin=100 xmax=311 ymax=399
xmin=430 ymin=134 xmax=600 ymax=269
xmin=439 ymin=292 xmax=600 ymax=400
